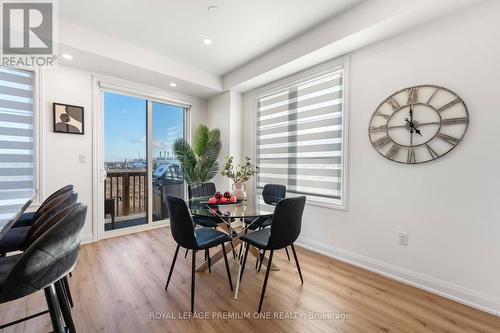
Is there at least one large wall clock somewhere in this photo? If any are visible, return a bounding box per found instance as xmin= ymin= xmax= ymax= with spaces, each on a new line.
xmin=368 ymin=85 xmax=469 ymax=164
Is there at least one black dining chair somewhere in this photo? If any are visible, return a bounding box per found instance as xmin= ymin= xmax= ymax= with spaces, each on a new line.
xmin=164 ymin=194 xmax=234 ymax=313
xmin=11 ymin=185 xmax=74 ymax=228
xmin=185 ymin=182 xmax=236 ymax=261
xmin=239 ymin=196 xmax=306 ymax=312
xmin=240 ymin=184 xmax=290 ymax=265
xmin=0 ymin=191 xmax=78 ymax=256
xmin=0 ymin=203 xmax=87 ymax=333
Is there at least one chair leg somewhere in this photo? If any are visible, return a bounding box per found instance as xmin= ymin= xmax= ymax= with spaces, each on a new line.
xmin=55 ymin=279 xmax=76 ymax=333
xmin=191 ymin=250 xmax=197 ymax=313
xmin=291 ymin=244 xmax=303 ymax=284
xmin=221 ymin=243 xmax=233 ymax=291
xmin=239 ymin=243 xmax=250 ymax=283
xmin=258 ymin=250 xmax=274 ymax=313
xmin=285 ymin=247 xmax=291 ymax=261
xmin=206 ymin=249 xmax=211 ymax=273
xmin=44 ymin=284 xmax=66 ymax=333
xmin=62 ymin=275 xmax=74 ymax=308
xmin=184 ymin=248 xmax=189 ymax=258
xmin=229 ymin=242 xmax=237 ymax=259
xmin=258 ymin=249 xmax=266 ymax=272
xmin=165 ymin=244 xmax=180 ymax=291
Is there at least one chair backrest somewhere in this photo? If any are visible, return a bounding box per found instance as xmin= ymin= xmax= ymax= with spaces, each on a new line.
xmin=267 ymin=196 xmax=306 ymax=250
xmin=32 ymin=185 xmax=74 ymax=221
xmin=165 ymin=195 xmax=197 ymax=249
xmin=188 ymin=182 xmax=216 ymax=199
xmin=262 ymin=184 xmax=286 ymax=205
xmin=0 ymin=203 xmax=87 ymax=303
xmin=24 ymin=191 xmax=78 ymax=247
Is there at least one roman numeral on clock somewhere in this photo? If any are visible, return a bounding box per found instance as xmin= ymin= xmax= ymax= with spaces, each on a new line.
xmin=426 ymin=144 xmax=440 ymax=159
xmin=437 ymin=97 xmax=461 ymax=113
xmin=385 ymin=144 xmax=400 ymax=159
xmin=442 ymin=117 xmax=468 ymax=125
xmin=369 ymin=124 xmax=387 ymax=133
xmin=436 ymin=132 xmax=460 ymax=145
xmin=386 ymin=97 xmax=400 ymax=111
xmin=407 ymin=148 xmax=416 ymax=164
xmin=373 ymin=112 xmax=390 ymax=119
xmin=373 ymin=135 xmax=392 ymax=149
xmin=407 ymin=87 xmax=418 ymax=105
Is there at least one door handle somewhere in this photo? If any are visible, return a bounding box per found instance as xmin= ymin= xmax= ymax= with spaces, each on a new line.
xmin=100 ymin=169 xmax=107 ymax=182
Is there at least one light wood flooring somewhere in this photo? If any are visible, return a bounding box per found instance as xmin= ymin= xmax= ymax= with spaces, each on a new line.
xmin=0 ymin=227 xmax=499 ymax=333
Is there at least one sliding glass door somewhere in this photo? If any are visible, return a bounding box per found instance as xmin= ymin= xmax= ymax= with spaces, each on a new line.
xmin=151 ymin=101 xmax=185 ymax=222
xmin=101 ymin=90 xmax=187 ymax=234
xmin=103 ymin=92 xmax=148 ymax=231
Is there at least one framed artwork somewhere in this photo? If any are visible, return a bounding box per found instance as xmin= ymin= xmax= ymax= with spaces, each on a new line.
xmin=53 ymin=103 xmax=84 ymax=134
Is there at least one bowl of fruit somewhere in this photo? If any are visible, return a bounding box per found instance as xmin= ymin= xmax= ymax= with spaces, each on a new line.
xmin=205 ymin=191 xmax=242 ymax=205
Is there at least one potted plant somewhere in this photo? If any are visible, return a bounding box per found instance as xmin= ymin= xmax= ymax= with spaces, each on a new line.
xmin=172 ymin=125 xmax=221 ymax=184
xmin=221 ymin=156 xmax=258 ymax=200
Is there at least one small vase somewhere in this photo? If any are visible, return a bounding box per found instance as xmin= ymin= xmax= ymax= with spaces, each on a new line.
xmin=232 ymin=182 xmax=247 ymax=200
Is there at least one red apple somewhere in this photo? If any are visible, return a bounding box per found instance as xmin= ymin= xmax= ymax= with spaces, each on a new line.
xmin=229 ymin=196 xmax=237 ymax=203
xmin=219 ymin=197 xmax=228 ymax=204
xmin=208 ymin=197 xmax=218 ymax=204
xmin=223 ymin=191 xmax=231 ymax=199
xmin=214 ymin=192 xmax=222 ymax=199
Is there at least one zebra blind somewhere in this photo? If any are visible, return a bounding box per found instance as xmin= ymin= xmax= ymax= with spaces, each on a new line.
xmin=0 ymin=67 xmax=35 ymax=214
xmin=256 ymin=67 xmax=345 ymax=206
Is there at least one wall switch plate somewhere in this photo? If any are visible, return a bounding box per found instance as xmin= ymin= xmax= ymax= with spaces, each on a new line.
xmin=398 ymin=232 xmax=408 ymax=246
xmin=79 ymin=154 xmax=87 ymax=164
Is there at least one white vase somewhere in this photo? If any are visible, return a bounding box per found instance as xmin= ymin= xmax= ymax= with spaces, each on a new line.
xmin=232 ymin=182 xmax=247 ymax=200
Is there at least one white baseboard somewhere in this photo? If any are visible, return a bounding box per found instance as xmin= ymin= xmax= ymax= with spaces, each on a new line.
xmin=295 ymin=236 xmax=500 ymax=317
xmin=81 ymin=233 xmax=94 ymax=245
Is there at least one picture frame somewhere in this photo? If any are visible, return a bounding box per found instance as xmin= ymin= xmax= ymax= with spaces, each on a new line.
xmin=53 ymin=102 xmax=84 ymax=135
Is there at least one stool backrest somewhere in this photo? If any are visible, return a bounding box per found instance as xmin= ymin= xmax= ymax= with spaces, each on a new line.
xmin=188 ymin=182 xmax=216 ymax=199
xmin=267 ymin=196 xmax=306 ymax=250
xmin=24 ymin=191 xmax=78 ymax=248
xmin=165 ymin=195 xmax=197 ymax=249
xmin=0 ymin=203 xmax=87 ymax=303
xmin=32 ymin=185 xmax=74 ymax=221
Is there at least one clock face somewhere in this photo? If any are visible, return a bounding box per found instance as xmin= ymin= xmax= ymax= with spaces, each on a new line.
xmin=369 ymin=85 xmax=469 ymax=164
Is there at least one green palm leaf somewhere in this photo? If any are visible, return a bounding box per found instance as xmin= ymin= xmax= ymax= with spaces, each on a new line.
xmin=172 ymin=125 xmax=222 ymax=184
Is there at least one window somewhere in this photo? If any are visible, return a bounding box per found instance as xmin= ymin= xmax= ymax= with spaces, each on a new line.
xmin=256 ymin=65 xmax=346 ymax=207
xmin=0 ymin=67 xmax=36 ymax=213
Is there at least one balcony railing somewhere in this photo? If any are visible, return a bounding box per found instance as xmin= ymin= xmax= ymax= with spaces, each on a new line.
xmin=105 ymin=170 xmax=147 ymax=218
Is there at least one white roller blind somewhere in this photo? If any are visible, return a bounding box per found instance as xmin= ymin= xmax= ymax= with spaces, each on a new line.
xmin=0 ymin=67 xmax=35 ymax=213
xmin=256 ymin=68 xmax=345 ymax=206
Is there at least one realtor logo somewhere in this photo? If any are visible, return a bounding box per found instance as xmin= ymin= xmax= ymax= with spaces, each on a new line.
xmin=1 ymin=1 xmax=56 ymax=66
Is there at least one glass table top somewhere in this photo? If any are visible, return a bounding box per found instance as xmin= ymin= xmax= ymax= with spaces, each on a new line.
xmin=188 ymin=195 xmax=281 ymax=219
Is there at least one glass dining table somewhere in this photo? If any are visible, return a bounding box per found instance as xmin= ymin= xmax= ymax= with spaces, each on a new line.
xmin=188 ymin=194 xmax=281 ymax=299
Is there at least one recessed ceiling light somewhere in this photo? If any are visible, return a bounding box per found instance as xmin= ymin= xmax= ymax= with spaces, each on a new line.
xmin=170 ymin=82 xmax=177 ymax=87
xmin=203 ymin=38 xmax=213 ymax=46
xmin=61 ymin=53 xmax=73 ymax=60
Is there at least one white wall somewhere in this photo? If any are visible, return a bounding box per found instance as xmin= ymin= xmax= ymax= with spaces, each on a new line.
xmin=40 ymin=64 xmax=206 ymax=242
xmin=242 ymin=3 xmax=500 ymax=315
xmin=206 ymin=91 xmax=243 ymax=192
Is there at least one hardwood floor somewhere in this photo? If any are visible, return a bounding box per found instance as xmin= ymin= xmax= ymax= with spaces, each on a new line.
xmin=1 ymin=227 xmax=499 ymax=333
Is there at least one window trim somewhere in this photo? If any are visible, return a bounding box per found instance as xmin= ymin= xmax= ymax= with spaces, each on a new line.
xmin=253 ymin=56 xmax=349 ymax=211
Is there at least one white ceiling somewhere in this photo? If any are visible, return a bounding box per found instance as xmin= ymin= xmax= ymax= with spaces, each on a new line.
xmin=59 ymin=0 xmax=362 ymax=76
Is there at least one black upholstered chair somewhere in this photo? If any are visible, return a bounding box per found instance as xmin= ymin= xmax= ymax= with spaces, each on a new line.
xmin=188 ymin=182 xmax=218 ymax=228
xmin=0 ymin=191 xmax=78 ymax=256
xmin=0 ymin=203 xmax=87 ymax=332
xmin=12 ymin=185 xmax=74 ymax=228
xmin=239 ymin=196 xmax=306 ymax=312
xmin=164 ymin=195 xmax=233 ymax=313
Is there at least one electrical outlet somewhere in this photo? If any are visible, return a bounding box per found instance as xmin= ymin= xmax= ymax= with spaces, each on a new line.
xmin=79 ymin=154 xmax=87 ymax=164
xmin=398 ymin=232 xmax=408 ymax=246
